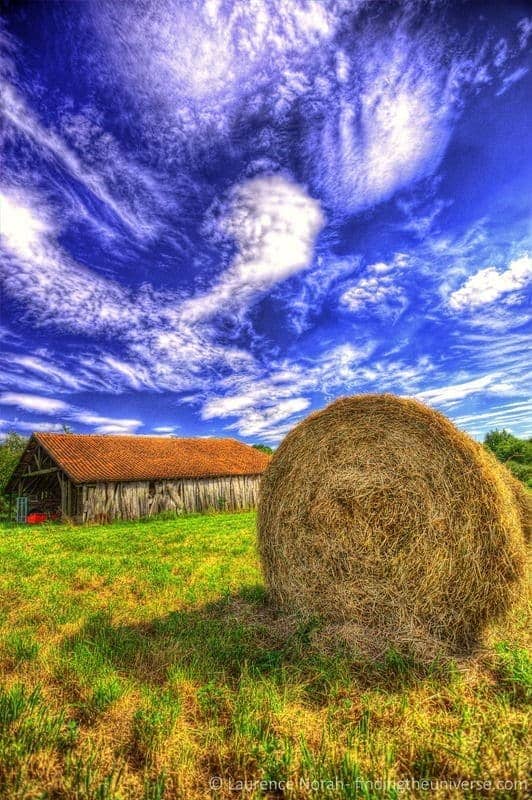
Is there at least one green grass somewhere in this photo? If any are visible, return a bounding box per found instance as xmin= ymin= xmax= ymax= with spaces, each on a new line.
xmin=0 ymin=512 xmax=530 ymax=799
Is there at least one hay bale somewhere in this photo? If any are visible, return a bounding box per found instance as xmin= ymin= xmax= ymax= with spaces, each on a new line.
xmin=258 ymin=394 xmax=527 ymax=655
xmin=497 ymin=467 xmax=531 ymax=544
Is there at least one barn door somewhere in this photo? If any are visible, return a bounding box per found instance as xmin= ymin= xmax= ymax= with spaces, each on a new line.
xmin=16 ymin=496 xmax=28 ymax=524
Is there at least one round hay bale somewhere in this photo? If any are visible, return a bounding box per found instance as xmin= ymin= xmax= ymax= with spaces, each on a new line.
xmin=497 ymin=467 xmax=532 ymax=544
xmin=258 ymin=394 xmax=527 ymax=655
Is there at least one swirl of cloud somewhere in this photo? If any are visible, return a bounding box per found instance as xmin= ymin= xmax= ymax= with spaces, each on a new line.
xmin=89 ymin=0 xmax=505 ymax=215
xmin=0 ymin=174 xmax=323 ymax=390
xmin=188 ymin=173 xmax=324 ymax=321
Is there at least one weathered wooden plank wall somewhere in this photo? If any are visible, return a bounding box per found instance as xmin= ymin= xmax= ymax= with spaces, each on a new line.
xmin=81 ymin=474 xmax=262 ymax=522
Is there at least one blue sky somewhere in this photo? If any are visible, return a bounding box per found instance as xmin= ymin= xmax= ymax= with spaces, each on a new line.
xmin=0 ymin=0 xmax=530 ymax=445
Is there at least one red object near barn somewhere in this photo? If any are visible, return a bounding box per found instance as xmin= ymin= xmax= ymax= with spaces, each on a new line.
xmin=26 ymin=513 xmax=47 ymax=524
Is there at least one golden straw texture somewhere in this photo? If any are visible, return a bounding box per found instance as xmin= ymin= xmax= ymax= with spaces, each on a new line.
xmin=258 ymin=394 xmax=527 ymax=655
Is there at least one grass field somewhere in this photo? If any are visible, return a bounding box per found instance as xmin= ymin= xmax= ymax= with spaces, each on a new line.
xmin=0 ymin=512 xmax=530 ymax=799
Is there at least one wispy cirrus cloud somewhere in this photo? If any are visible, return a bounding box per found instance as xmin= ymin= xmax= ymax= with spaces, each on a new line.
xmin=93 ymin=0 xmax=341 ymax=138
xmin=0 ymin=83 xmax=153 ymax=237
xmin=496 ymin=66 xmax=529 ymax=96
xmin=517 ymin=17 xmax=532 ymax=50
xmin=225 ymin=397 xmax=311 ymax=438
xmin=0 ymin=22 xmax=175 ymax=247
xmin=0 ymin=392 xmax=143 ymax=436
xmin=91 ymin=0 xmax=524 ymax=218
xmin=0 ymin=174 xmax=324 ymax=405
xmin=197 ymin=340 xmax=435 ymax=441
xmin=6 ymin=355 xmax=87 ymax=392
xmin=0 ymin=420 xmax=66 ymax=434
xmin=2 ymin=176 xmax=529 ymax=444
xmin=71 ymin=413 xmax=142 ymax=435
xmin=453 ymin=402 xmax=532 ymax=439
xmin=1 ymin=174 xmax=323 ymax=331
xmin=415 ymin=374 xmax=517 ymax=408
xmin=304 ymin=31 xmax=458 ymax=212
xmin=0 ymin=188 xmax=133 ymax=335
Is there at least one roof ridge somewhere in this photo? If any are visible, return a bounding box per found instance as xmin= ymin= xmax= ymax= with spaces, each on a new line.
xmin=35 ymin=432 xmax=244 ymax=441
xmin=21 ymin=432 xmax=270 ymax=484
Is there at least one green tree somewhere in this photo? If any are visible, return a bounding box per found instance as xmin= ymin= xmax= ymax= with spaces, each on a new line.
xmin=484 ymin=429 xmax=532 ymax=487
xmin=484 ymin=429 xmax=525 ymax=462
xmin=252 ymin=443 xmax=274 ymax=455
xmin=0 ymin=431 xmax=28 ymax=512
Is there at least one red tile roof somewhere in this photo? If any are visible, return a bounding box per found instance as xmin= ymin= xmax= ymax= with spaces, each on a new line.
xmin=33 ymin=433 xmax=270 ymax=484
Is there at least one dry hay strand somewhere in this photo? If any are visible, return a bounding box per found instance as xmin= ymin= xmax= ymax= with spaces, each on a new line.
xmin=258 ymin=394 xmax=527 ymax=657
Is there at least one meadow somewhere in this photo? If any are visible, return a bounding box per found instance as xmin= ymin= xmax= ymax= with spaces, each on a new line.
xmin=0 ymin=512 xmax=530 ymax=799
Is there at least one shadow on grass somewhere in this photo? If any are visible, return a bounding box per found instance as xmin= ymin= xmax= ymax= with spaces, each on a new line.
xmin=60 ymin=586 xmax=461 ymax=699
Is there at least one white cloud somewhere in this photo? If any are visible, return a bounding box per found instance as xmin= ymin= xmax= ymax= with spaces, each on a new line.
xmin=340 ymin=257 xmax=409 ymax=318
xmin=517 ymin=17 xmax=532 ymax=50
xmin=94 ymin=0 xmax=339 ymax=137
xmin=98 ymin=356 xmax=158 ymax=391
xmin=201 ymin=371 xmax=314 ymax=440
xmin=0 ymin=392 xmax=70 ymax=414
xmin=0 ymin=388 xmax=143 ymax=436
xmin=202 ymin=393 xmax=259 ymax=419
xmin=448 ymin=255 xmax=532 ymax=312
xmin=0 ymin=187 xmax=134 ymax=335
xmin=0 ymin=348 xmax=101 ymax=396
xmin=221 ymin=175 xmax=324 ymax=285
xmin=71 ymin=412 xmax=142 ymax=434
xmin=152 ymin=426 xmax=178 ymax=434
xmin=198 ymin=340 xmax=377 ymax=441
xmin=397 ymin=196 xmax=451 ymax=239
xmin=305 ymin=12 xmax=466 ymax=213
xmin=195 ymin=339 xmax=439 ymax=442
xmin=0 ymin=420 xmax=65 ymax=434
xmin=493 ymin=38 xmax=508 ymax=69
xmin=187 ymin=174 xmax=324 ymax=321
xmin=451 ymin=331 xmax=530 ymax=376
xmin=0 ymin=176 xmax=323 ymax=402
xmin=226 ymin=396 xmax=311 ymax=438
xmin=277 ymin=254 xmax=361 ymax=334
xmin=0 ymin=191 xmax=56 ymax=259
xmin=87 ymin=424 xmax=142 ymax=435
xmin=1 ymin=7 xmax=529 ymax=447
xmin=496 ymin=66 xmax=529 ymax=96
xmin=93 ymin=0 xmax=498 ymax=217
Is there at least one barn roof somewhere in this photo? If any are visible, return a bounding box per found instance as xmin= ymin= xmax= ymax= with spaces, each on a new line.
xmin=18 ymin=433 xmax=270 ymax=484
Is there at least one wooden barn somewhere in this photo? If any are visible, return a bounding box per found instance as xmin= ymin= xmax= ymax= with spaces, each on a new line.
xmin=6 ymin=433 xmax=270 ymax=523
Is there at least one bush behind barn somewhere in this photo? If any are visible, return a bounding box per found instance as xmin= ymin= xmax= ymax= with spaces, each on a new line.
xmin=0 ymin=431 xmax=27 ymax=517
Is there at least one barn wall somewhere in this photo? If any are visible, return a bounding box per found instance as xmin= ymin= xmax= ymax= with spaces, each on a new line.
xmin=80 ymin=474 xmax=262 ymax=522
